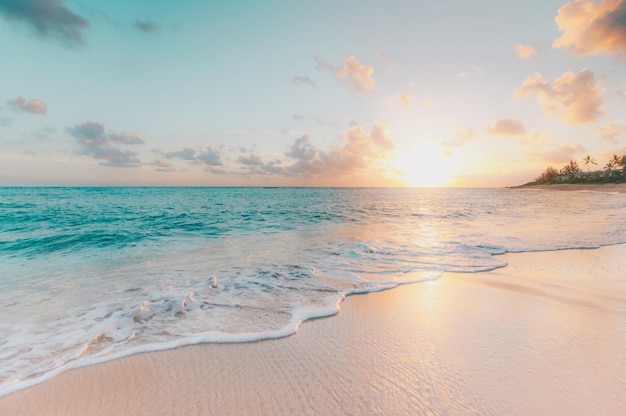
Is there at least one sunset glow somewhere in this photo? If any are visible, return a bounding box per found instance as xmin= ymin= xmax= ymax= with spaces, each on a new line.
xmin=395 ymin=142 xmax=456 ymax=187
xmin=0 ymin=0 xmax=625 ymax=187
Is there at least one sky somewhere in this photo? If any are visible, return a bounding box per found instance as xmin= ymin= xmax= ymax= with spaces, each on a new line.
xmin=0 ymin=0 xmax=625 ymax=187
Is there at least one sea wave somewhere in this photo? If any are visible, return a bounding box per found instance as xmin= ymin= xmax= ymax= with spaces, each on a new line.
xmin=1 ymin=187 xmax=625 ymax=397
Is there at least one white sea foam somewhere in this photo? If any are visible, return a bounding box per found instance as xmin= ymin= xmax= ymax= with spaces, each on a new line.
xmin=1 ymin=187 xmax=625 ymax=397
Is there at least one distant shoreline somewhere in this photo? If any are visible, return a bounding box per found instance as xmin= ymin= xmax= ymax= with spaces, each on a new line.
xmin=510 ymin=183 xmax=626 ymax=193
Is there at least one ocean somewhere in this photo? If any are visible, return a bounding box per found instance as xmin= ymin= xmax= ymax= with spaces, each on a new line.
xmin=1 ymin=187 xmax=625 ymax=396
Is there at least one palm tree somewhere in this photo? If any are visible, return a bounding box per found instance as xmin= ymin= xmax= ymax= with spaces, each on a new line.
xmin=561 ymin=159 xmax=582 ymax=175
xmin=582 ymin=155 xmax=597 ymax=173
xmin=611 ymin=154 xmax=621 ymax=167
xmin=535 ymin=166 xmax=559 ymax=183
xmin=606 ymin=155 xmax=623 ymax=179
xmin=619 ymin=155 xmax=626 ymax=179
xmin=605 ymin=160 xmax=616 ymax=176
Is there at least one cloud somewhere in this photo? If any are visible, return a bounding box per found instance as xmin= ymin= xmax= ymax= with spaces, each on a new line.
xmin=369 ymin=124 xmax=395 ymax=150
xmin=152 ymin=158 xmax=175 ymax=172
xmin=542 ymin=142 xmax=586 ymax=163
xmin=375 ymin=52 xmax=393 ymax=72
xmin=618 ymin=90 xmax=626 ymax=99
xmin=109 ymin=132 xmax=144 ymax=145
xmin=7 ymin=96 xmax=47 ymax=114
xmin=388 ymin=92 xmax=413 ymax=109
xmin=165 ymin=147 xmax=196 ymax=160
xmin=335 ymin=56 xmax=378 ymax=93
xmin=443 ymin=127 xmax=477 ymax=147
xmin=284 ymin=134 xmax=324 ymax=175
xmin=69 ymin=121 xmax=104 ymax=139
xmin=514 ymin=44 xmax=537 ymax=59
xmin=485 ymin=119 xmax=527 ymax=136
xmin=234 ymin=123 xmax=395 ymax=178
xmin=159 ymin=125 xmax=394 ymax=179
xmin=313 ymin=56 xmax=335 ymax=72
xmin=314 ymin=56 xmax=378 ymax=94
xmin=164 ymin=146 xmax=223 ymax=169
xmin=553 ymin=0 xmax=626 ymax=57
xmin=195 ymin=147 xmax=223 ymax=167
xmin=0 ymin=0 xmax=89 ymax=45
xmin=69 ymin=121 xmax=144 ymax=167
xmin=238 ymin=153 xmax=264 ymax=166
xmin=291 ymin=76 xmax=316 ymax=87
xmin=599 ymin=122 xmax=626 ymax=140
xmin=298 ymin=123 xmax=393 ymax=174
xmin=514 ymin=68 xmax=603 ymax=124
xmin=518 ymin=129 xmax=551 ymax=151
xmin=134 ymin=19 xmax=159 ymax=33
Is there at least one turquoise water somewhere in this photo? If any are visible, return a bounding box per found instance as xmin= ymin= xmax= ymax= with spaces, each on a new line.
xmin=1 ymin=187 xmax=626 ymax=395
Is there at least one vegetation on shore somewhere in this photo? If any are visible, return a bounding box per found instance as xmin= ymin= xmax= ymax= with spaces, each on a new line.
xmin=527 ymin=154 xmax=626 ymax=185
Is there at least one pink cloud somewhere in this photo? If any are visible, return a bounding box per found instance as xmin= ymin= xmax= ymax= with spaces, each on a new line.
xmin=388 ymin=92 xmax=413 ymax=109
xmin=485 ymin=119 xmax=527 ymax=136
xmin=515 ymin=68 xmax=604 ymax=124
xmin=553 ymin=0 xmax=626 ymax=57
xmin=514 ymin=44 xmax=537 ymax=60
xmin=599 ymin=122 xmax=626 ymax=141
xmin=235 ymin=123 xmax=395 ymax=178
xmin=7 ymin=96 xmax=47 ymax=114
xmin=443 ymin=127 xmax=477 ymax=147
xmin=315 ymin=56 xmax=378 ymax=94
xmin=542 ymin=142 xmax=586 ymax=163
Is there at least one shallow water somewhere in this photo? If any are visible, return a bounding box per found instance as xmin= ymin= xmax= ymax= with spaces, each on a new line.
xmin=1 ymin=187 xmax=625 ymax=396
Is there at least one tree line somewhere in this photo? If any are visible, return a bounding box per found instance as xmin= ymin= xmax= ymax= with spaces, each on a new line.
xmin=533 ymin=154 xmax=626 ymax=184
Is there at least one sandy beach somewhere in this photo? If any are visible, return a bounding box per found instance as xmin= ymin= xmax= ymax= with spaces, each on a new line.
xmin=2 ymin=244 xmax=625 ymax=415
xmin=513 ymin=183 xmax=626 ymax=193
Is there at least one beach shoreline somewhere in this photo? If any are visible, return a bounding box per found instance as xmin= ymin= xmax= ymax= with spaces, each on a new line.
xmin=2 ymin=244 xmax=626 ymax=416
xmin=510 ymin=182 xmax=626 ymax=193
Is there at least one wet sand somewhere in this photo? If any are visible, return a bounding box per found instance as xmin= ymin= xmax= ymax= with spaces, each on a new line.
xmin=2 ymin=245 xmax=626 ymax=415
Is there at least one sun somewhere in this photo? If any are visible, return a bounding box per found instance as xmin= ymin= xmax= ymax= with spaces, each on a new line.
xmin=394 ymin=141 xmax=456 ymax=187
